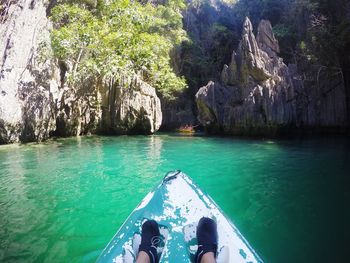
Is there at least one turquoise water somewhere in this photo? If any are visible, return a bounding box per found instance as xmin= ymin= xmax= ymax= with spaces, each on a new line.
xmin=0 ymin=134 xmax=349 ymax=262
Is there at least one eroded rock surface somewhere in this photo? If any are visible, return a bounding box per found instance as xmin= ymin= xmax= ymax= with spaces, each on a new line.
xmin=53 ymin=73 xmax=162 ymax=137
xmin=289 ymin=64 xmax=347 ymax=127
xmin=0 ymin=0 xmax=162 ymax=144
xmin=257 ymin=19 xmax=280 ymax=56
xmin=196 ymin=17 xmax=347 ymax=134
xmin=100 ymin=75 xmax=162 ymax=135
xmin=0 ymin=0 xmax=60 ymax=143
xmin=196 ymin=17 xmax=295 ymax=134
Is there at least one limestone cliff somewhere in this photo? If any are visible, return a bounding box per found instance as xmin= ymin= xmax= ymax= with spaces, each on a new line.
xmin=53 ymin=72 xmax=162 ymax=137
xmin=0 ymin=0 xmax=162 ymax=144
xmin=289 ymin=64 xmax=347 ymax=128
xmin=0 ymin=0 xmax=60 ymax=143
xmin=196 ymin=17 xmax=347 ymax=134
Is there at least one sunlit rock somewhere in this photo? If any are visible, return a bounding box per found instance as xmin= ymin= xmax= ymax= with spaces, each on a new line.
xmin=257 ymin=19 xmax=280 ymax=57
xmin=0 ymin=0 xmax=60 ymax=143
xmin=0 ymin=0 xmax=162 ymax=144
xmin=196 ymin=17 xmax=296 ymax=135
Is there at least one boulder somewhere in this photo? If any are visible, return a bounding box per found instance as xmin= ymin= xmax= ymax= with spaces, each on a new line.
xmin=196 ymin=81 xmax=233 ymax=127
xmin=54 ymin=72 xmax=101 ymax=137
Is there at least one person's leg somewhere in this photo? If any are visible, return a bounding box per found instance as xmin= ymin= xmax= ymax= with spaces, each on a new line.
xmin=195 ymin=217 xmax=218 ymax=263
xmin=200 ymin=252 xmax=216 ymax=263
xmin=136 ymin=251 xmax=150 ymax=263
xmin=136 ymin=220 xmax=160 ymax=263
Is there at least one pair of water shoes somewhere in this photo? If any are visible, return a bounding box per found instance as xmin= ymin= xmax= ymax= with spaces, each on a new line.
xmin=139 ymin=217 xmax=218 ymax=263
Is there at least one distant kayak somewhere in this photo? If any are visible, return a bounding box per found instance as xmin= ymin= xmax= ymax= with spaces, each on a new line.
xmin=177 ymin=125 xmax=196 ymax=134
xmin=97 ymin=171 xmax=263 ymax=262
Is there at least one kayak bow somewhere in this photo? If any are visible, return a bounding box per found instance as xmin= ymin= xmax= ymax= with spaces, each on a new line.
xmin=97 ymin=171 xmax=263 ymax=263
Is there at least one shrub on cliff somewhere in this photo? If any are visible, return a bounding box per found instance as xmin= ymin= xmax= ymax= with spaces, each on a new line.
xmin=50 ymin=0 xmax=188 ymax=99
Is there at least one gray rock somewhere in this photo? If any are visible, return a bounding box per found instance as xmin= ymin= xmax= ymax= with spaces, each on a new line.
xmin=196 ymin=18 xmax=297 ymax=134
xmin=54 ymin=72 xmax=101 ymax=137
xmin=196 ymin=17 xmax=347 ymax=134
xmin=0 ymin=0 xmax=163 ymax=144
xmin=52 ymin=70 xmax=162 ymax=136
xmin=289 ymin=64 xmax=347 ymax=127
xmin=239 ymin=17 xmax=272 ymax=83
xmin=257 ymin=20 xmax=280 ymax=56
xmin=0 ymin=0 xmax=60 ymax=143
xmin=221 ymin=51 xmax=239 ymax=86
xmin=196 ymin=81 xmax=228 ymax=126
xmin=100 ymin=75 xmax=162 ymax=134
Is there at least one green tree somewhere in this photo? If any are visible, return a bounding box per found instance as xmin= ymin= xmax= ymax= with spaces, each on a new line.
xmin=50 ymin=0 xmax=188 ymax=99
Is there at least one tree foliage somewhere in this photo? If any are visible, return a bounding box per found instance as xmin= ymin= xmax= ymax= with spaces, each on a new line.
xmin=233 ymin=0 xmax=350 ymax=67
xmin=50 ymin=0 xmax=350 ymax=103
xmin=50 ymin=0 xmax=188 ymax=99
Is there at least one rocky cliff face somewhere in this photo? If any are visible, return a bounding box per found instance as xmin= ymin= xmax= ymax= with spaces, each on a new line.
xmin=1 ymin=1 xmax=346 ymax=143
xmin=289 ymin=64 xmax=347 ymax=128
xmin=53 ymin=71 xmax=162 ymax=137
xmin=99 ymin=75 xmax=162 ymax=135
xmin=0 ymin=0 xmax=162 ymax=144
xmin=161 ymin=0 xmax=238 ymax=130
xmin=0 ymin=0 xmax=60 ymax=143
xmin=196 ymin=17 xmax=347 ymax=134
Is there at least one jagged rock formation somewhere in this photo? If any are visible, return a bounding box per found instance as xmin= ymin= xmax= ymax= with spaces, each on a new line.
xmin=0 ymin=0 xmax=162 ymax=144
xmin=1 ymin=1 xmax=346 ymax=142
xmin=196 ymin=18 xmax=295 ymax=134
xmin=196 ymin=17 xmax=347 ymax=134
xmin=256 ymin=20 xmax=280 ymax=56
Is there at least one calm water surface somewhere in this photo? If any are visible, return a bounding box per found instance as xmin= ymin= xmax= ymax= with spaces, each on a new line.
xmin=0 ymin=134 xmax=349 ymax=262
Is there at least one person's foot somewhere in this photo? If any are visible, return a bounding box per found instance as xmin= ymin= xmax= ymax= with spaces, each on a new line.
xmin=138 ymin=220 xmax=160 ymax=263
xmin=195 ymin=217 xmax=218 ymax=263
